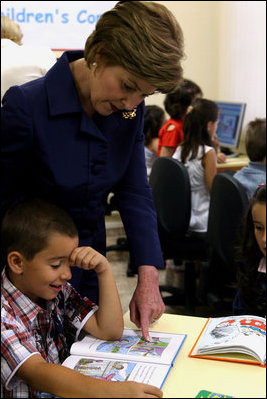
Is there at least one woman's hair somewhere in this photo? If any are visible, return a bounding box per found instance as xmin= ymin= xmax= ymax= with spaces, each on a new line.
xmin=163 ymin=87 xmax=192 ymax=120
xmin=245 ymin=118 xmax=266 ymax=162
xmin=180 ymin=98 xmax=219 ymax=163
xmin=1 ymin=15 xmax=23 ymax=45
xmin=84 ymin=1 xmax=184 ymax=93
xmin=144 ymin=105 xmax=165 ymax=146
xmin=235 ymin=184 xmax=266 ymax=316
xmin=1 ymin=198 xmax=78 ymax=264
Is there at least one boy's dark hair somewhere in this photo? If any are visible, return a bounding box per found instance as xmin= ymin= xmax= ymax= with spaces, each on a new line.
xmin=1 ymin=198 xmax=78 ymax=264
xmin=245 ymin=118 xmax=266 ymax=162
xmin=180 ymin=98 xmax=219 ymax=163
xmin=235 ymin=184 xmax=266 ymax=316
xmin=144 ymin=105 xmax=165 ymax=146
xmin=163 ymin=87 xmax=192 ymax=119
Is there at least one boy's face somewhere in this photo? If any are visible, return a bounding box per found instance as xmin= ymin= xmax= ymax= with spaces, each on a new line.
xmin=11 ymin=233 xmax=78 ymax=305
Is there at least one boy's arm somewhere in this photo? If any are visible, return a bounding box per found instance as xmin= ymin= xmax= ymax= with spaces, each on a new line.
xmin=17 ymin=354 xmax=163 ymax=398
xmin=70 ymin=247 xmax=124 ymax=340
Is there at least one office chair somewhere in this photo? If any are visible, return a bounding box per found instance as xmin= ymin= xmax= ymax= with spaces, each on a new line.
xmin=149 ymin=157 xmax=208 ymax=314
xmin=105 ymin=193 xmax=136 ymax=277
xmin=205 ymin=172 xmax=249 ymax=301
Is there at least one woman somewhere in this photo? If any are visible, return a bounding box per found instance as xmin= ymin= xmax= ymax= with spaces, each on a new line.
xmin=1 ymin=1 xmax=184 ymax=341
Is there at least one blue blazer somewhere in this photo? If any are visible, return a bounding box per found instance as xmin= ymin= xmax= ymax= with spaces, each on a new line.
xmin=1 ymin=51 xmax=164 ymax=275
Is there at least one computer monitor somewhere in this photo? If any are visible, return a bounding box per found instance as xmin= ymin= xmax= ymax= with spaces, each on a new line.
xmin=216 ymin=101 xmax=246 ymax=155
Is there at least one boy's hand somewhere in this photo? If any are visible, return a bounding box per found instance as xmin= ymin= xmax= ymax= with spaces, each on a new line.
xmin=69 ymin=247 xmax=109 ymax=274
xmin=106 ymin=381 xmax=163 ymax=398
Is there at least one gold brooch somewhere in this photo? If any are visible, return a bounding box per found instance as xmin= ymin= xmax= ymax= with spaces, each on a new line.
xmin=122 ymin=107 xmax=137 ymax=119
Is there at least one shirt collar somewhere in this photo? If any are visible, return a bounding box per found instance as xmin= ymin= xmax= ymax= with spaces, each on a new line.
xmin=1 ymin=269 xmax=59 ymax=324
xmin=1 ymin=38 xmax=20 ymax=49
xmin=258 ymin=257 xmax=266 ymax=273
xmin=44 ymin=50 xmax=120 ymax=136
xmin=248 ymin=161 xmax=266 ymax=171
xmin=45 ymin=50 xmax=84 ymax=116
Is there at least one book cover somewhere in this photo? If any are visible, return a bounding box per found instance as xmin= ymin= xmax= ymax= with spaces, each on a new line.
xmin=189 ymin=315 xmax=266 ymax=366
xmin=195 ymin=389 xmax=233 ymax=397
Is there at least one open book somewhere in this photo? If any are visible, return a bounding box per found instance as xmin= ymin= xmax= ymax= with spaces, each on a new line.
xmin=189 ymin=315 xmax=266 ymax=366
xmin=62 ymin=328 xmax=186 ymax=388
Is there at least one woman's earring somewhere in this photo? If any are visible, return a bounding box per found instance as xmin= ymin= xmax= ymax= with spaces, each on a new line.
xmin=92 ymin=62 xmax=97 ymax=68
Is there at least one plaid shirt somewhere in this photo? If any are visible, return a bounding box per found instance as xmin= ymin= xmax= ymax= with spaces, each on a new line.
xmin=1 ymin=269 xmax=98 ymax=398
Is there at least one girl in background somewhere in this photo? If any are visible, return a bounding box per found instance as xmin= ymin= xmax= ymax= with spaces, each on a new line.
xmin=233 ymin=184 xmax=266 ymax=317
xmin=158 ymin=86 xmax=192 ymax=157
xmin=144 ymin=105 xmax=166 ymax=176
xmin=172 ymin=98 xmax=219 ymax=234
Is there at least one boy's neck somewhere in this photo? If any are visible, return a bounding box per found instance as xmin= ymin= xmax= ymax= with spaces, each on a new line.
xmin=6 ymin=268 xmax=47 ymax=309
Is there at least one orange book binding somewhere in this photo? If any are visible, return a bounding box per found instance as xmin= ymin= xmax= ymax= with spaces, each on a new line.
xmin=189 ymin=316 xmax=266 ymax=367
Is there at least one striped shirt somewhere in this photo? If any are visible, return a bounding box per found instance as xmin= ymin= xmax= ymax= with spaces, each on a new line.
xmin=1 ymin=269 xmax=98 ymax=398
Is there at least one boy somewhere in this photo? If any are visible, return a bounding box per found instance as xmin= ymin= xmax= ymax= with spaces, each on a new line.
xmin=234 ymin=118 xmax=266 ymax=198
xmin=1 ymin=198 xmax=162 ymax=398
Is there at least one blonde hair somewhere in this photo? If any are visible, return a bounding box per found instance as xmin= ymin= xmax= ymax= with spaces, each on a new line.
xmin=84 ymin=1 xmax=184 ymax=93
xmin=1 ymin=15 xmax=23 ymax=45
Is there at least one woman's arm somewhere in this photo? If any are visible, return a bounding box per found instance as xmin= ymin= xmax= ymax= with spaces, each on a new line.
xmin=0 ymin=87 xmax=33 ymax=224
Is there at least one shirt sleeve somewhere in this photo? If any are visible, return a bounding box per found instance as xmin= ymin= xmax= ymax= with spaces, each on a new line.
xmin=112 ymin=104 xmax=164 ymax=270
xmin=61 ymin=283 xmax=98 ymax=341
xmin=0 ymin=86 xmax=34 ymax=225
xmin=1 ymin=303 xmax=40 ymax=390
xmin=160 ymin=124 xmax=181 ymax=148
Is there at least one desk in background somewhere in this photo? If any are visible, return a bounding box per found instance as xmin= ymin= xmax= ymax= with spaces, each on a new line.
xmin=217 ymin=154 xmax=249 ymax=172
xmin=124 ymin=312 xmax=266 ymax=398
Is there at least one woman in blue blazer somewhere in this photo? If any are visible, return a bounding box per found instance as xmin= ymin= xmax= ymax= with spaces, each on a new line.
xmin=1 ymin=1 xmax=184 ymax=341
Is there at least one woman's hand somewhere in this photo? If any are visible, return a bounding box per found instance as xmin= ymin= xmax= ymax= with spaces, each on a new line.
xmin=129 ymin=266 xmax=165 ymax=341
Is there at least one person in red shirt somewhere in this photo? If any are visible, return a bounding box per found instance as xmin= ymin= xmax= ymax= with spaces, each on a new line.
xmin=158 ymin=86 xmax=192 ymax=157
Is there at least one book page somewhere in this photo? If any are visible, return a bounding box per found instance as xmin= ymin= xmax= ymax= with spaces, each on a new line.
xmin=70 ymin=329 xmax=186 ymax=365
xmin=62 ymin=355 xmax=171 ymax=388
xmin=193 ymin=315 xmax=266 ymax=364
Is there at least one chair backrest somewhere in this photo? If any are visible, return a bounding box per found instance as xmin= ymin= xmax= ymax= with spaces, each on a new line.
xmin=206 ymin=172 xmax=249 ymax=266
xmin=149 ymin=157 xmax=191 ymax=236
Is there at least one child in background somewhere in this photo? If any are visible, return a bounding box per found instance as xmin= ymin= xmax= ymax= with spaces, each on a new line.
xmin=158 ymin=86 xmax=192 ymax=157
xmin=180 ymin=79 xmax=203 ymax=105
xmin=144 ymin=105 xmax=166 ymax=176
xmin=1 ymin=198 xmax=162 ymax=399
xmin=172 ymin=98 xmax=219 ymax=234
xmin=234 ymin=118 xmax=266 ymax=198
xmin=179 ymin=79 xmax=226 ymax=164
xmin=233 ymin=184 xmax=266 ymax=317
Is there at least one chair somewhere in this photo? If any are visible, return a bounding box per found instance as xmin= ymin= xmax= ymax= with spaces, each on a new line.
xmin=105 ymin=192 xmax=135 ymax=277
xmin=205 ymin=172 xmax=249 ymax=301
xmin=149 ymin=157 xmax=208 ymax=314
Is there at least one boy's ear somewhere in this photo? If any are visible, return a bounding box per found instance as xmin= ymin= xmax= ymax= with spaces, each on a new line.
xmin=7 ymin=251 xmax=25 ymax=274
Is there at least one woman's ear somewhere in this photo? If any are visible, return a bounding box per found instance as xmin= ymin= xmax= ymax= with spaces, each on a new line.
xmin=7 ymin=251 xmax=24 ymax=274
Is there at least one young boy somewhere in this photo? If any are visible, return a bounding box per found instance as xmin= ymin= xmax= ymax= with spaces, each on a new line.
xmin=234 ymin=118 xmax=266 ymax=198
xmin=1 ymin=198 xmax=162 ymax=398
